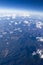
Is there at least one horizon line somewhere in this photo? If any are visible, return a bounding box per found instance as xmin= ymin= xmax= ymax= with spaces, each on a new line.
xmin=0 ymin=8 xmax=43 ymax=16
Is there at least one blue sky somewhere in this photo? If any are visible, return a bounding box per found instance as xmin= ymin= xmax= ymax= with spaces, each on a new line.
xmin=0 ymin=0 xmax=43 ymax=12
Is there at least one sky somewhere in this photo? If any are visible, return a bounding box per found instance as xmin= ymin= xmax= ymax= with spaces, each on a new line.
xmin=0 ymin=0 xmax=43 ymax=12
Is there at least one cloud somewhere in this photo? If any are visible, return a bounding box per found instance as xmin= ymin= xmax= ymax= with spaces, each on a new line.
xmin=36 ymin=37 xmax=43 ymax=42
xmin=15 ymin=22 xmax=18 ymax=25
xmin=37 ymin=49 xmax=43 ymax=59
xmin=14 ymin=28 xmax=22 ymax=32
xmin=23 ymin=20 xmax=30 ymax=26
xmin=36 ymin=21 xmax=43 ymax=29
xmin=32 ymin=49 xmax=43 ymax=59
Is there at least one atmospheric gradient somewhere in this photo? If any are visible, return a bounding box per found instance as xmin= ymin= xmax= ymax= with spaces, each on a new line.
xmin=0 ymin=0 xmax=43 ymax=65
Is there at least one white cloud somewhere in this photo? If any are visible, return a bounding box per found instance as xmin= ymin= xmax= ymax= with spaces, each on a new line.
xmin=6 ymin=42 xmax=9 ymax=45
xmin=32 ymin=52 xmax=36 ymax=56
xmin=14 ymin=28 xmax=22 ymax=32
xmin=32 ymin=49 xmax=43 ymax=59
xmin=24 ymin=20 xmax=30 ymax=26
xmin=9 ymin=31 xmax=13 ymax=34
xmin=15 ymin=22 xmax=18 ymax=25
xmin=2 ymin=32 xmax=7 ymax=35
xmin=10 ymin=21 xmax=14 ymax=23
xmin=36 ymin=21 xmax=43 ymax=29
xmin=6 ymin=17 xmax=10 ymax=20
xmin=12 ymin=14 xmax=16 ymax=19
xmin=36 ymin=37 xmax=43 ymax=42
xmin=40 ymin=54 xmax=43 ymax=58
xmin=37 ymin=49 xmax=43 ymax=59
xmin=37 ymin=49 xmax=42 ymax=55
